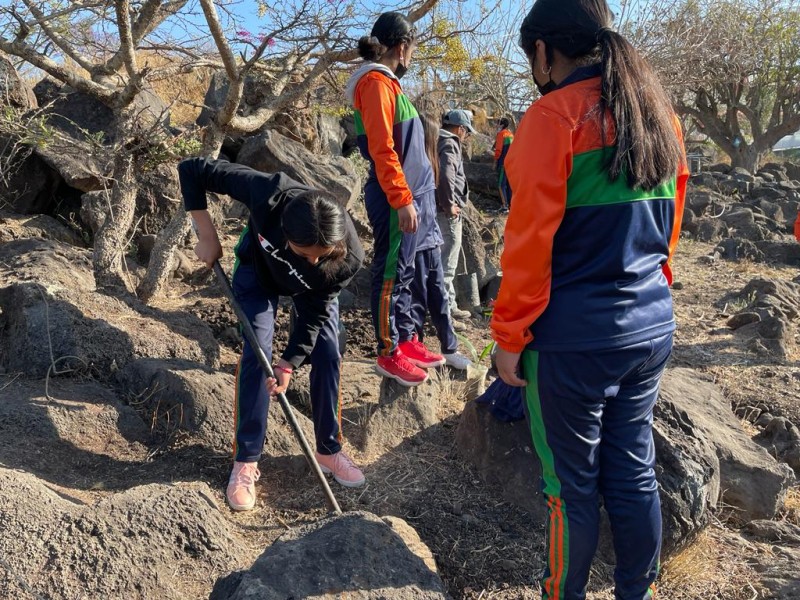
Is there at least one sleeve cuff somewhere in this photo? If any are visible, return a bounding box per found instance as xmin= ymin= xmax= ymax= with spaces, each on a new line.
xmin=280 ymin=350 xmax=306 ymax=369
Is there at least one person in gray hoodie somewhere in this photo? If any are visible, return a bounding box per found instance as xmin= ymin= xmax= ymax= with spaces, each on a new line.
xmin=436 ymin=110 xmax=475 ymax=326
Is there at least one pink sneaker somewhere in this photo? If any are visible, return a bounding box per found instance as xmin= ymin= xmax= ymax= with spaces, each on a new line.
xmin=376 ymin=350 xmax=428 ymax=386
xmin=315 ymin=450 xmax=366 ymax=488
xmin=398 ymin=335 xmax=445 ymax=368
xmin=226 ymin=461 xmax=261 ymax=511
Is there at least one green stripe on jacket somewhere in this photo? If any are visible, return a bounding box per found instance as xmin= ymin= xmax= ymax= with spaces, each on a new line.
xmin=567 ymin=147 xmax=677 ymax=209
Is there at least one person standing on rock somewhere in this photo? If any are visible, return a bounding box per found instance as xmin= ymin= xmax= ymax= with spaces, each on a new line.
xmin=490 ymin=1 xmax=689 ymax=598
xmin=493 ymin=117 xmax=514 ymax=212
xmin=345 ymin=12 xmax=447 ymax=387
xmin=180 ymin=158 xmax=367 ymax=512
xmin=436 ymin=110 xmax=476 ymax=332
xmin=393 ymin=111 xmax=472 ymax=371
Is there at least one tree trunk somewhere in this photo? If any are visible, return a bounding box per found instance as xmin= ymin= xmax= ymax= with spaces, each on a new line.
xmin=728 ymin=143 xmax=764 ymax=173
xmin=136 ymin=123 xmax=225 ymax=303
xmin=93 ymin=137 xmax=138 ymax=292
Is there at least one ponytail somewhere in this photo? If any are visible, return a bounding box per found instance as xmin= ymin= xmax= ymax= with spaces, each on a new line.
xmin=597 ymin=29 xmax=683 ymax=190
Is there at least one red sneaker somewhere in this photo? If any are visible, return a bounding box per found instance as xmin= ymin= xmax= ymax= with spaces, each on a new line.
xmin=398 ymin=335 xmax=446 ymax=369
xmin=376 ymin=351 xmax=428 ymax=386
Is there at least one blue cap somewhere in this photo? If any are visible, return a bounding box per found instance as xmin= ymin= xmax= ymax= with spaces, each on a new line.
xmin=443 ymin=109 xmax=476 ymax=134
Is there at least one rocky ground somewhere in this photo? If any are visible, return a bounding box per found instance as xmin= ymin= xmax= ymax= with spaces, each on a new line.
xmin=1 ymin=199 xmax=799 ymax=598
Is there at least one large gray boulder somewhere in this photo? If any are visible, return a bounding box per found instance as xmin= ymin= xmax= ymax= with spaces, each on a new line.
xmin=214 ymin=511 xmax=448 ymax=600
xmin=464 ymin=160 xmax=499 ymax=200
xmin=0 ymin=210 xmax=83 ymax=245
xmin=0 ymin=469 xmax=239 ymax=600
xmin=0 ymin=52 xmax=36 ymax=109
xmin=27 ymin=80 xmax=170 ymax=194
xmin=0 ymin=377 xmax=150 ymax=488
xmin=238 ymin=129 xmax=361 ymax=206
xmin=0 ymin=238 xmax=219 ymax=377
xmin=456 ymin=368 xmax=794 ymax=559
xmin=37 ymin=80 xmax=170 ymax=143
xmin=0 ymin=150 xmax=63 ymax=214
xmin=726 ymin=278 xmax=800 ymax=361
xmin=658 ymin=369 xmax=794 ymax=521
xmin=316 ymin=112 xmax=347 ymax=156
xmin=116 ymin=358 xmax=318 ymax=472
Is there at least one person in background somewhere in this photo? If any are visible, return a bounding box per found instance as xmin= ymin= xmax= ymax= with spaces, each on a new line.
xmin=345 ymin=12 xmax=445 ymax=387
xmin=180 ymin=158 xmax=367 ymax=512
xmin=490 ymin=0 xmax=689 ymax=597
xmin=437 ymin=109 xmax=475 ymax=330
xmin=494 ymin=117 xmax=514 ymax=212
xmin=794 ymin=209 xmax=800 ymax=242
xmin=403 ymin=111 xmax=472 ymax=370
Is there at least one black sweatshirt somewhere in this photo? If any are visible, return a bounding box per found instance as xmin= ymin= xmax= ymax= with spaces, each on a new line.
xmin=179 ymin=158 xmax=364 ymax=367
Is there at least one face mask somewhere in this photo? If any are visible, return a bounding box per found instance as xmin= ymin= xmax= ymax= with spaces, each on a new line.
xmin=395 ymin=61 xmax=408 ymax=79
xmin=536 ymin=78 xmax=557 ymax=96
xmin=532 ymin=55 xmax=557 ymax=96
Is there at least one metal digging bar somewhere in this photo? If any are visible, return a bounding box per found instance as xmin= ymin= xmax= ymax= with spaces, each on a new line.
xmin=210 ymin=260 xmax=342 ymax=515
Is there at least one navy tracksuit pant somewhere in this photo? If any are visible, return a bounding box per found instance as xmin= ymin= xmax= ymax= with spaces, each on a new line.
xmin=407 ymin=247 xmax=458 ymax=354
xmin=522 ymin=332 xmax=673 ymax=600
xmin=231 ymin=261 xmax=342 ymax=462
xmin=497 ymin=157 xmax=512 ymax=208
xmin=365 ymin=179 xmax=419 ymax=357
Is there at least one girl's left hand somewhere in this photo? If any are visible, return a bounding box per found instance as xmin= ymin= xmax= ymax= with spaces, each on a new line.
xmin=495 ymin=347 xmax=527 ymax=387
xmin=267 ymin=359 xmax=293 ymax=396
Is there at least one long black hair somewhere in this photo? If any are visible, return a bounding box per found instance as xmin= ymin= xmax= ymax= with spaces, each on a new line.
xmin=281 ymin=191 xmax=348 ymax=270
xmin=520 ymin=0 xmax=683 ymax=191
xmin=420 ymin=112 xmax=441 ymax=187
xmin=358 ymin=12 xmax=416 ymax=61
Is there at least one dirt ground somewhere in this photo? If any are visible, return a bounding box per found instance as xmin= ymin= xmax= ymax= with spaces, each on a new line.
xmin=3 ymin=214 xmax=799 ymax=599
xmin=154 ymin=221 xmax=800 ymax=598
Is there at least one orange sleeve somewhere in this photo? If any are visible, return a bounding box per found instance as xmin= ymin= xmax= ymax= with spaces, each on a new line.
xmin=356 ymin=75 xmax=413 ymax=210
xmin=663 ymin=117 xmax=689 ymax=286
xmin=795 ymin=211 xmax=800 ymax=242
xmin=493 ymin=131 xmax=503 ymax=162
xmin=490 ymin=108 xmax=572 ymax=353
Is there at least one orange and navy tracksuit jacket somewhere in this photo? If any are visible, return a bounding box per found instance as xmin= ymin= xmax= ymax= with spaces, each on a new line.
xmin=491 ymin=67 xmax=688 ymax=354
xmin=490 ymin=65 xmax=689 ymax=600
xmin=495 ymin=128 xmax=514 ymax=207
xmin=345 ymin=63 xmax=438 ymax=355
xmin=494 ymin=128 xmax=514 ymax=164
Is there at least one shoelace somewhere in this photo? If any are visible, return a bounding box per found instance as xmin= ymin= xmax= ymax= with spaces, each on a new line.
xmin=333 ymin=452 xmax=357 ymax=472
xmin=412 ymin=339 xmax=436 ymax=357
xmin=232 ymin=465 xmax=260 ymax=486
xmin=395 ymin=353 xmax=420 ymax=373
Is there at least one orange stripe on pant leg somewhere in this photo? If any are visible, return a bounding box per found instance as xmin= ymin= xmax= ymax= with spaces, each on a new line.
xmin=379 ymin=279 xmax=390 ymax=354
xmin=232 ymin=355 xmax=242 ymax=458
xmin=545 ymin=496 xmax=557 ymax=598
xmin=378 ymin=279 xmax=389 ymax=352
xmin=553 ymin=498 xmax=565 ymax=600
xmin=336 ymin=365 xmax=343 ymax=443
xmin=379 ymin=278 xmax=395 ymax=355
xmin=544 ymin=496 xmax=565 ymax=599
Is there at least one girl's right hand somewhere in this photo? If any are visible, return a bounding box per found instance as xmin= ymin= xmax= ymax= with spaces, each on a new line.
xmin=194 ymin=236 xmax=223 ymax=268
xmin=397 ymin=204 xmax=418 ymax=234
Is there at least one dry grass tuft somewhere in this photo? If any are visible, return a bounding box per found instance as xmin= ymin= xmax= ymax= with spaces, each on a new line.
xmin=658 ymin=527 xmax=762 ymax=600
xmin=780 ymin=485 xmax=800 ymax=525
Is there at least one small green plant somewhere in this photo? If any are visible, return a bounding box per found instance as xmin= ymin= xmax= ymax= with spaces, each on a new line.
xmin=142 ymin=129 xmax=203 ymax=170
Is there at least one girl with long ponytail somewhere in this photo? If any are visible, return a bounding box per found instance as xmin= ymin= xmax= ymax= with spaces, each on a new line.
xmin=490 ymin=0 xmax=689 ymax=597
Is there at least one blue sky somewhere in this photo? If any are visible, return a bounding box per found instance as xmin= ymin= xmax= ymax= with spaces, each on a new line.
xmin=221 ymin=0 xmax=624 ymax=41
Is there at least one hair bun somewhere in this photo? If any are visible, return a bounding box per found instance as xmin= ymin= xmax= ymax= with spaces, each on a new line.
xmin=358 ymin=35 xmax=385 ymax=61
